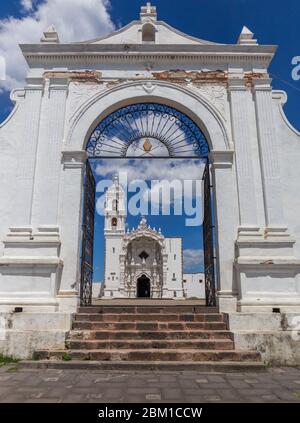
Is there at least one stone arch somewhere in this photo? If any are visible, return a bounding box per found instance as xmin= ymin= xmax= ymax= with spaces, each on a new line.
xmin=64 ymin=80 xmax=236 ymax=306
xmin=66 ymin=80 xmax=230 ymax=153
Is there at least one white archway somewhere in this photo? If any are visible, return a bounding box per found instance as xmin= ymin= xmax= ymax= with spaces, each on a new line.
xmin=65 ymin=80 xmax=231 ymax=153
xmin=59 ymin=81 xmax=237 ymax=312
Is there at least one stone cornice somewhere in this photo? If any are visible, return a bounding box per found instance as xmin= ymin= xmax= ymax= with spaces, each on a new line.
xmin=227 ymin=78 xmax=248 ymax=91
xmin=20 ymin=43 xmax=277 ymax=67
xmin=252 ymin=77 xmax=273 ymax=92
xmin=61 ymin=150 xmax=87 ymax=169
xmin=209 ymin=150 xmax=234 ymax=168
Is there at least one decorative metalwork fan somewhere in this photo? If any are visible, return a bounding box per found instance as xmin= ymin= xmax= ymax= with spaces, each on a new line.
xmin=86 ymin=103 xmax=209 ymax=158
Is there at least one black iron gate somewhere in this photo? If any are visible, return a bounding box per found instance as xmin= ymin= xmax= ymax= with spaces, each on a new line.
xmin=80 ymin=160 xmax=96 ymax=306
xmin=202 ymin=161 xmax=216 ymax=306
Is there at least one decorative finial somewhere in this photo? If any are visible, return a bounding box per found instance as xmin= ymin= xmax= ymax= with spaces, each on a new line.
xmin=138 ymin=216 xmax=147 ymax=229
xmin=140 ymin=2 xmax=157 ymax=21
xmin=143 ymin=138 xmax=152 ymax=152
xmin=238 ymin=26 xmax=258 ymax=45
xmin=41 ymin=25 xmax=60 ymax=43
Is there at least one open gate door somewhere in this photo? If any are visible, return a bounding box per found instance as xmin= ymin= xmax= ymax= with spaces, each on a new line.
xmin=202 ymin=161 xmax=216 ymax=306
xmin=80 ymin=160 xmax=96 ymax=306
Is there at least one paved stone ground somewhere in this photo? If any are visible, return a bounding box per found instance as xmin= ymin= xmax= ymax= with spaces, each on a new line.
xmin=0 ymin=365 xmax=300 ymax=403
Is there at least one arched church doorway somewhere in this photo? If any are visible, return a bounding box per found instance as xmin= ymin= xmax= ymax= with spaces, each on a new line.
xmin=137 ymin=275 xmax=151 ymax=298
xmin=80 ymin=103 xmax=216 ymax=307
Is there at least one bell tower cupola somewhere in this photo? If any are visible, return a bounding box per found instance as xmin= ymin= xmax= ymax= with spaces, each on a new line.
xmin=104 ymin=173 xmax=126 ymax=234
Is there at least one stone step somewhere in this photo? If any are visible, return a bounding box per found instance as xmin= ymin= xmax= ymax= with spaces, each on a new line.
xmin=19 ymin=360 xmax=265 ymax=372
xmin=74 ymin=313 xmax=224 ymax=323
xmin=68 ymin=329 xmax=233 ymax=340
xmin=34 ymin=349 xmax=261 ymax=362
xmin=66 ymin=339 xmax=234 ymax=350
xmin=72 ymin=321 xmax=228 ymax=331
xmin=77 ymin=305 xmax=218 ymax=314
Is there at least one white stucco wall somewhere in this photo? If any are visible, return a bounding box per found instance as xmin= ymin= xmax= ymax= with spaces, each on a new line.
xmin=165 ymin=237 xmax=183 ymax=297
xmin=183 ymin=273 xmax=205 ymax=299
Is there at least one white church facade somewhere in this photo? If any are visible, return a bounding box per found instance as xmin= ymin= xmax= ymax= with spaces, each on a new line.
xmin=103 ymin=175 xmax=204 ymax=299
xmin=0 ymin=3 xmax=299 ymax=364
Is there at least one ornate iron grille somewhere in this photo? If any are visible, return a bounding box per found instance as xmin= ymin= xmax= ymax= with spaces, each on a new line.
xmin=202 ymin=161 xmax=216 ymax=306
xmin=86 ymin=103 xmax=209 ymax=158
xmin=80 ymin=160 xmax=96 ymax=306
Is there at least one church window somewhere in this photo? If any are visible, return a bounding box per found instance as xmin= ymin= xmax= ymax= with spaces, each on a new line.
xmin=142 ymin=23 xmax=156 ymax=43
xmin=199 ymin=279 xmax=203 ymax=283
xmin=112 ymin=247 xmax=115 ymax=253
xmin=174 ymin=254 xmax=176 ymax=260
xmin=139 ymin=251 xmax=149 ymax=260
xmin=183 ymin=279 xmax=187 ymax=283
xmin=112 ymin=217 xmax=117 ymax=227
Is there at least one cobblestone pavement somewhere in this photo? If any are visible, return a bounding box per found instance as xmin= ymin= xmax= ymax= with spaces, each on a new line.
xmin=0 ymin=365 xmax=300 ymax=403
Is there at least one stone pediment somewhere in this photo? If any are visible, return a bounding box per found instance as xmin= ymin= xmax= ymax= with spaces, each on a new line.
xmin=81 ymin=20 xmax=219 ymax=46
xmin=78 ymin=3 xmax=218 ymax=46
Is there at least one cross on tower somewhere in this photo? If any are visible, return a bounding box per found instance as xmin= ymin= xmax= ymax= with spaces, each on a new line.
xmin=140 ymin=2 xmax=157 ymax=21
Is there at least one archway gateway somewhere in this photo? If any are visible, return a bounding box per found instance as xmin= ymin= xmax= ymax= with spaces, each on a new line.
xmin=80 ymin=103 xmax=216 ymax=306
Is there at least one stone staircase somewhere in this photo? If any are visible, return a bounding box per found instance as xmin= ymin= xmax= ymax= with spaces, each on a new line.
xmin=21 ymin=304 xmax=264 ymax=371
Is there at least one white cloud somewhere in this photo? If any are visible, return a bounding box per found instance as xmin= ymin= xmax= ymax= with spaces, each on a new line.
xmin=95 ymin=158 xmax=204 ymax=204
xmin=183 ymin=249 xmax=204 ymax=269
xmin=20 ymin=0 xmax=34 ymax=12
xmin=94 ymin=158 xmax=205 ymax=182
xmin=0 ymin=0 xmax=115 ymax=91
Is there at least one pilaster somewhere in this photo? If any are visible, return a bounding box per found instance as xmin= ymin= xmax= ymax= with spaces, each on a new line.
xmin=57 ymin=150 xmax=87 ymax=312
xmin=15 ymin=78 xmax=44 ymax=226
xmin=252 ymin=78 xmax=290 ymax=239
xmin=228 ymin=77 xmax=262 ymax=240
xmin=31 ymin=77 xmax=69 ymax=227
xmin=209 ymin=150 xmax=237 ymax=312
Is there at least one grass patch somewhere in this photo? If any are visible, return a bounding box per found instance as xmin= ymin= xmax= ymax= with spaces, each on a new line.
xmin=62 ymin=352 xmax=72 ymax=361
xmin=0 ymin=354 xmax=19 ymax=365
xmin=6 ymin=366 xmax=18 ymax=373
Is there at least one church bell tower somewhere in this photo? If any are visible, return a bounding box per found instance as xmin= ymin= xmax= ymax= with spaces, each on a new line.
xmin=104 ymin=173 xmax=126 ymax=234
xmin=103 ymin=174 xmax=126 ymax=297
